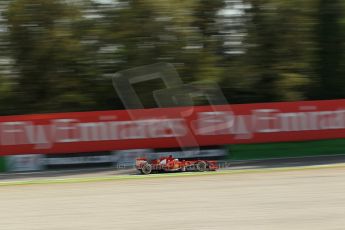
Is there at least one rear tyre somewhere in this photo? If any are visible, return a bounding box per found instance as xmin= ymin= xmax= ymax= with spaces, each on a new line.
xmin=196 ymin=161 xmax=207 ymax=172
xmin=141 ymin=163 xmax=152 ymax=175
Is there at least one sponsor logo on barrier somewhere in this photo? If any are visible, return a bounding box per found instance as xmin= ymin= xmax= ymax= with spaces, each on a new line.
xmin=0 ymin=107 xmax=344 ymax=150
xmin=6 ymin=154 xmax=44 ymax=172
xmin=44 ymin=155 xmax=113 ymax=166
xmin=0 ymin=118 xmax=187 ymax=149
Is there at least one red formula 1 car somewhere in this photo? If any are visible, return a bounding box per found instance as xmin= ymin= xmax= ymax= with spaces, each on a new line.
xmin=135 ymin=155 xmax=218 ymax=175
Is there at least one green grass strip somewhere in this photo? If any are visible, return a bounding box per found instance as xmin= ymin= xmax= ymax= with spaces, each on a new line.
xmin=229 ymin=138 xmax=345 ymax=160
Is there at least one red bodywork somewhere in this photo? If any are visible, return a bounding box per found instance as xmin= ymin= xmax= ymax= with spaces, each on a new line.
xmin=135 ymin=155 xmax=218 ymax=174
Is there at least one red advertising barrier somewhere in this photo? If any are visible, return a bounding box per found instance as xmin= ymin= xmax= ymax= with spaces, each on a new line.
xmin=0 ymin=99 xmax=344 ymax=156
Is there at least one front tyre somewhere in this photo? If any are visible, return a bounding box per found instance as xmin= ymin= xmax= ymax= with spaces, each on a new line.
xmin=141 ymin=163 xmax=152 ymax=175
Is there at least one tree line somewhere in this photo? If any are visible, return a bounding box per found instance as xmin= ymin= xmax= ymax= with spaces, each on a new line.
xmin=0 ymin=0 xmax=344 ymax=115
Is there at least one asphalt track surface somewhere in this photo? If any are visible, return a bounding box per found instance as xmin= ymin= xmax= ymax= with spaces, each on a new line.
xmin=1 ymin=158 xmax=345 ymax=229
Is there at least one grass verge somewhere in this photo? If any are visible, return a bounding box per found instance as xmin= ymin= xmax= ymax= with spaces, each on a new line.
xmin=229 ymin=138 xmax=345 ymax=160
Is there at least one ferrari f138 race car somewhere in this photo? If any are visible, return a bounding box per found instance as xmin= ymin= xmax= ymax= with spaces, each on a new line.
xmin=135 ymin=155 xmax=218 ymax=175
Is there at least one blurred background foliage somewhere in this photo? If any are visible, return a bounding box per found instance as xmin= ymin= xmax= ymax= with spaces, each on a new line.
xmin=0 ymin=0 xmax=344 ymax=115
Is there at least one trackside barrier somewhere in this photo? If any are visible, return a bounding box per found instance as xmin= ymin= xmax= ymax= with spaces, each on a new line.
xmin=0 ymin=99 xmax=345 ymax=156
xmin=3 ymin=138 xmax=345 ymax=172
